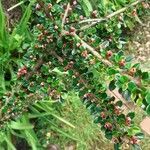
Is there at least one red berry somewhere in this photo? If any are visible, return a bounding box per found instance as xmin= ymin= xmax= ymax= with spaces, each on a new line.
xmin=119 ymin=59 xmax=125 ymax=67
xmin=79 ymin=15 xmax=84 ymax=20
xmin=106 ymin=50 xmax=113 ymax=58
xmin=35 ymin=3 xmax=41 ymax=10
xmin=92 ymin=10 xmax=98 ymax=18
xmin=43 ymin=30 xmax=49 ymax=35
xmin=130 ymin=136 xmax=138 ymax=144
xmin=36 ymin=24 xmax=44 ymax=30
xmin=73 ymin=1 xmax=77 ymax=6
xmin=76 ymin=43 xmax=81 ymax=48
xmin=47 ymin=3 xmax=52 ymax=10
xmin=125 ymin=117 xmax=131 ymax=126
xmin=81 ymin=50 xmax=88 ymax=58
xmin=69 ymin=27 xmax=76 ymax=33
xmin=100 ymin=112 xmax=106 ymax=119
xmin=104 ymin=122 xmax=112 ymax=130
xmin=129 ymin=67 xmax=136 ymax=76
xmin=132 ymin=9 xmax=137 ymax=16
xmin=114 ymin=106 xmax=121 ymax=115
xmin=17 ymin=66 xmax=27 ymax=77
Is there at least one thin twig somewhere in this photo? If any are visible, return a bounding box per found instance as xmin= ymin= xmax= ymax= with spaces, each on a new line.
xmin=62 ymin=3 xmax=70 ymax=30
xmin=7 ymin=1 xmax=25 ymax=12
xmin=79 ymin=18 xmax=106 ymax=24
xmin=80 ymin=0 xmax=144 ymax=30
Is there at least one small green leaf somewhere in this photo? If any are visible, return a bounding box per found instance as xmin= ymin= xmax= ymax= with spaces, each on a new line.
xmin=128 ymin=126 xmax=141 ymax=136
xmin=119 ymin=76 xmax=128 ymax=84
xmin=135 ymin=132 xmax=144 ymax=139
xmin=115 ymin=54 xmax=121 ymax=62
xmin=142 ymin=72 xmax=149 ymax=80
xmin=105 ymin=131 xmax=113 ymax=140
xmin=114 ymin=143 xmax=121 ymax=150
xmin=9 ymin=121 xmax=33 ymax=130
xmin=109 ymin=80 xmax=116 ymax=91
xmin=128 ymin=81 xmax=137 ymax=92
xmin=146 ymin=105 xmax=150 ymax=115
xmin=79 ymin=0 xmax=93 ymax=16
xmin=145 ymin=92 xmax=150 ymax=104
xmin=107 ymin=68 xmax=119 ymax=75
xmin=117 ymin=51 xmax=124 ymax=57
xmin=115 ymin=101 xmax=123 ymax=107
xmin=127 ymin=112 xmax=135 ymax=119
xmin=133 ymin=63 xmax=140 ymax=69
xmin=136 ymin=98 xmax=143 ymax=106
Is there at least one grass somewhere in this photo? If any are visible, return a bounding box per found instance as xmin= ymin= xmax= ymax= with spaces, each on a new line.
xmin=0 ymin=0 xmax=35 ymax=93
xmin=37 ymin=91 xmax=113 ymax=150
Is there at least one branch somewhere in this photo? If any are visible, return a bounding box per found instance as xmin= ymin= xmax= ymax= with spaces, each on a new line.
xmin=73 ymin=33 xmax=142 ymax=87
xmin=62 ymin=3 xmax=70 ymax=30
xmin=74 ymin=34 xmax=112 ymax=66
xmin=7 ymin=1 xmax=25 ymax=12
xmin=107 ymin=89 xmax=135 ymax=111
xmin=80 ymin=0 xmax=144 ymax=30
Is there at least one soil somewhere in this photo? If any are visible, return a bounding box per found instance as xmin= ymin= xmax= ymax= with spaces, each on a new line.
xmin=126 ymin=14 xmax=150 ymax=71
xmin=1 ymin=0 xmax=22 ymax=27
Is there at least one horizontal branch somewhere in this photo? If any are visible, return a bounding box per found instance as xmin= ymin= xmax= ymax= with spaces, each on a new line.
xmin=80 ymin=0 xmax=144 ymax=30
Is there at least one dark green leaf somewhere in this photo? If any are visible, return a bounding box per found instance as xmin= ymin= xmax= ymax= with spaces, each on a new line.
xmin=142 ymin=72 xmax=149 ymax=80
xmin=146 ymin=92 xmax=150 ymax=104
xmin=109 ymin=80 xmax=116 ymax=91
xmin=128 ymin=82 xmax=137 ymax=92
xmin=127 ymin=112 xmax=135 ymax=119
xmin=107 ymin=68 xmax=119 ymax=75
xmin=115 ymin=101 xmax=123 ymax=107
xmin=146 ymin=105 xmax=150 ymax=115
xmin=105 ymin=131 xmax=113 ymax=140
xmin=114 ymin=143 xmax=121 ymax=150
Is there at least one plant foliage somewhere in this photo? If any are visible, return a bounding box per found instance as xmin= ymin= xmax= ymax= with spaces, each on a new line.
xmin=0 ymin=0 xmax=149 ymax=149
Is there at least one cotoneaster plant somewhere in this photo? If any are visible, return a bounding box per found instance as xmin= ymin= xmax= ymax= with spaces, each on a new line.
xmin=0 ymin=0 xmax=149 ymax=149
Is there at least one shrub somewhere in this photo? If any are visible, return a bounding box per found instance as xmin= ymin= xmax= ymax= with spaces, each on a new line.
xmin=0 ymin=0 xmax=149 ymax=149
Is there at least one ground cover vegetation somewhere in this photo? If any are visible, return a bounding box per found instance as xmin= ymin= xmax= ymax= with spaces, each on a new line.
xmin=0 ymin=0 xmax=150 ymax=149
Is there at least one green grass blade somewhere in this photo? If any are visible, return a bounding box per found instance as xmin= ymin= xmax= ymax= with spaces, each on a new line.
xmin=0 ymin=1 xmax=9 ymax=50
xmin=9 ymin=121 xmax=34 ymax=130
xmin=9 ymin=0 xmax=36 ymax=51
xmin=79 ymin=0 xmax=93 ymax=16
xmin=4 ymin=136 xmax=16 ymax=150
